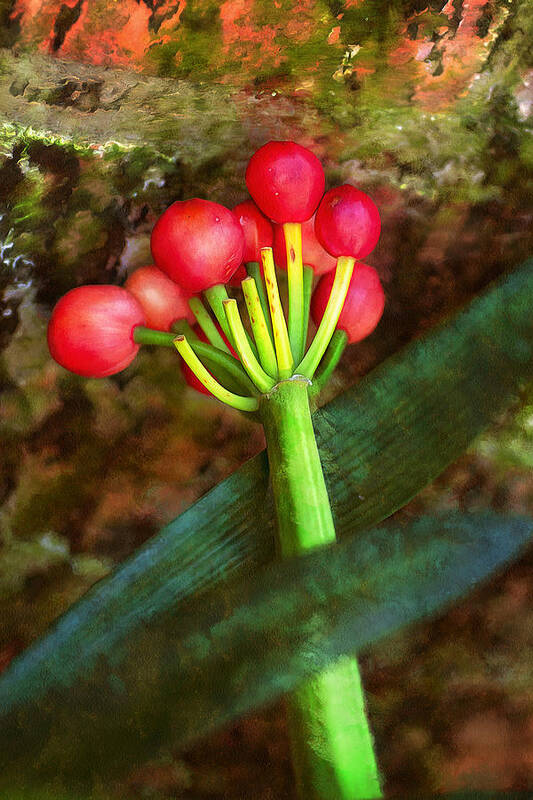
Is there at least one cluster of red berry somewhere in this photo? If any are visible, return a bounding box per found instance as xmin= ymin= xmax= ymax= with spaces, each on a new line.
xmin=47 ymin=141 xmax=384 ymax=407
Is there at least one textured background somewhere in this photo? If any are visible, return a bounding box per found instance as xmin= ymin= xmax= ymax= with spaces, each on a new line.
xmin=1 ymin=0 xmax=533 ymax=796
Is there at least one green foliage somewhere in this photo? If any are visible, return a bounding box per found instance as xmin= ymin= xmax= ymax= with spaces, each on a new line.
xmin=475 ymin=388 xmax=533 ymax=471
xmin=0 ymin=259 xmax=532 ymax=788
xmin=0 ymin=512 xmax=530 ymax=790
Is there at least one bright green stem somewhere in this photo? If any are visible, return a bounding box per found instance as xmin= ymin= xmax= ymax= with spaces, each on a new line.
xmin=189 ymin=296 xmax=230 ymax=353
xmin=302 ymin=265 xmax=314 ymax=354
xmin=204 ymin=284 xmax=234 ymax=346
xmin=260 ymin=378 xmax=382 ymax=800
xmin=309 ymin=329 xmax=348 ymax=398
xmin=284 ymin=222 xmax=305 ymax=363
xmin=171 ymin=320 xmax=199 ymax=339
xmin=287 ymin=659 xmax=382 ymax=800
xmin=133 ymin=326 xmax=254 ymax=395
xmin=261 ymin=247 xmax=294 ymax=379
xmin=133 ymin=326 xmax=176 ymax=348
xmin=260 ymin=378 xmax=335 ymax=556
xmin=223 ymin=299 xmax=275 ymax=394
xmin=192 ymin=340 xmax=257 ymax=396
xmin=204 ymin=284 xmax=258 ymax=359
xmin=174 ymin=336 xmax=258 ymax=413
xmin=242 ymin=277 xmax=278 ymax=379
xmin=298 ymin=257 xmax=355 ymax=380
xmin=246 ymin=261 xmax=273 ymax=341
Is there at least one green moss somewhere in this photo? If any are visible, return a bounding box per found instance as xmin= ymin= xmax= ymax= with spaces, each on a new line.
xmin=53 ymin=210 xmax=107 ymax=266
xmin=150 ymin=0 xmax=223 ymax=79
xmin=475 ymin=386 xmax=533 ymax=472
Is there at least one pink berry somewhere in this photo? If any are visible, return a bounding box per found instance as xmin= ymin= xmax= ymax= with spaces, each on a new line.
xmin=124 ymin=265 xmax=194 ymax=331
xmin=245 ymin=141 xmax=325 ymax=223
xmin=47 ymin=285 xmax=145 ymax=377
xmin=151 ymin=199 xmax=244 ymax=292
xmin=232 ymin=199 xmax=273 ymax=263
xmin=273 ymin=214 xmax=337 ymax=275
xmin=311 ymin=263 xmax=385 ymax=344
xmin=315 ymin=184 xmax=380 ymax=259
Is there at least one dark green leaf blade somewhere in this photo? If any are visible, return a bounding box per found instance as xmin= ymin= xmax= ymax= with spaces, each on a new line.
xmin=2 ymin=260 xmax=532 ymax=715
xmin=0 ymin=512 xmax=530 ymax=788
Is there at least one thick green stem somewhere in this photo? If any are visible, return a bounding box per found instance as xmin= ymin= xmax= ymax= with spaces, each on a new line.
xmin=260 ymin=379 xmax=382 ymax=800
xmin=260 ymin=378 xmax=335 ymax=556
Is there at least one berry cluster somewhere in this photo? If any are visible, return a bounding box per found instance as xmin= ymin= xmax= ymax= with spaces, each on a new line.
xmin=48 ymin=141 xmax=385 ymax=411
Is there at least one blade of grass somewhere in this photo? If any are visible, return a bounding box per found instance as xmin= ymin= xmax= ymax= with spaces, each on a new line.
xmin=0 ymin=512 xmax=530 ymax=788
xmin=1 ymin=259 xmax=533 ymax=786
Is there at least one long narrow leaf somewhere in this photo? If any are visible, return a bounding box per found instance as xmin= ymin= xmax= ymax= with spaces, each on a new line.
xmin=2 ymin=260 xmax=532 ymax=712
xmin=0 ymin=512 xmax=530 ymax=788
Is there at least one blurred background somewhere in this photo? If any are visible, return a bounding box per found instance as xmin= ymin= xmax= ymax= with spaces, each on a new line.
xmin=1 ymin=0 xmax=533 ymax=796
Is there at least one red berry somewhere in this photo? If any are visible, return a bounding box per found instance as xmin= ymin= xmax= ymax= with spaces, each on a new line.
xmin=48 ymin=285 xmax=145 ymax=377
xmin=315 ymin=184 xmax=380 ymax=259
xmin=227 ymin=263 xmax=248 ymax=288
xmin=245 ymin=141 xmax=325 ymax=223
xmin=151 ymin=199 xmax=244 ymax=292
xmin=311 ymin=263 xmax=385 ymax=344
xmin=232 ymin=199 xmax=273 ymax=263
xmin=273 ymin=214 xmax=337 ymax=275
xmin=124 ymin=265 xmax=194 ymax=331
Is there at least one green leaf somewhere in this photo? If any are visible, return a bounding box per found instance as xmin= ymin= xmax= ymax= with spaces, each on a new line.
xmin=1 ymin=259 xmax=533 ymax=787
xmin=1 ymin=260 xmax=531 ymax=701
xmin=0 ymin=512 xmax=530 ymax=788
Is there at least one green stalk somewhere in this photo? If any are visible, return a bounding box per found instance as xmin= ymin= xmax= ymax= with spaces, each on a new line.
xmin=223 ymin=299 xmax=275 ymax=393
xmin=242 ymin=277 xmax=278 ymax=379
xmin=246 ymin=261 xmax=273 ymax=341
xmin=133 ymin=327 xmax=176 ymax=348
xmin=309 ymin=329 xmax=348 ymax=399
xmin=260 ymin=378 xmax=382 ymax=800
xmin=284 ymin=222 xmax=305 ymax=363
xmin=174 ymin=336 xmax=258 ymax=413
xmin=192 ymin=340 xmax=257 ymax=396
xmin=261 ymin=247 xmax=294 ymax=379
xmin=171 ymin=320 xmax=199 ymax=339
xmin=188 ymin=296 xmax=230 ymax=353
xmin=204 ymin=284 xmax=234 ymax=345
xmin=298 ymin=257 xmax=355 ymax=380
xmin=302 ymin=265 xmax=314 ymax=355
xmin=204 ymin=284 xmax=258 ymax=359
xmin=133 ymin=326 xmax=254 ymax=395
